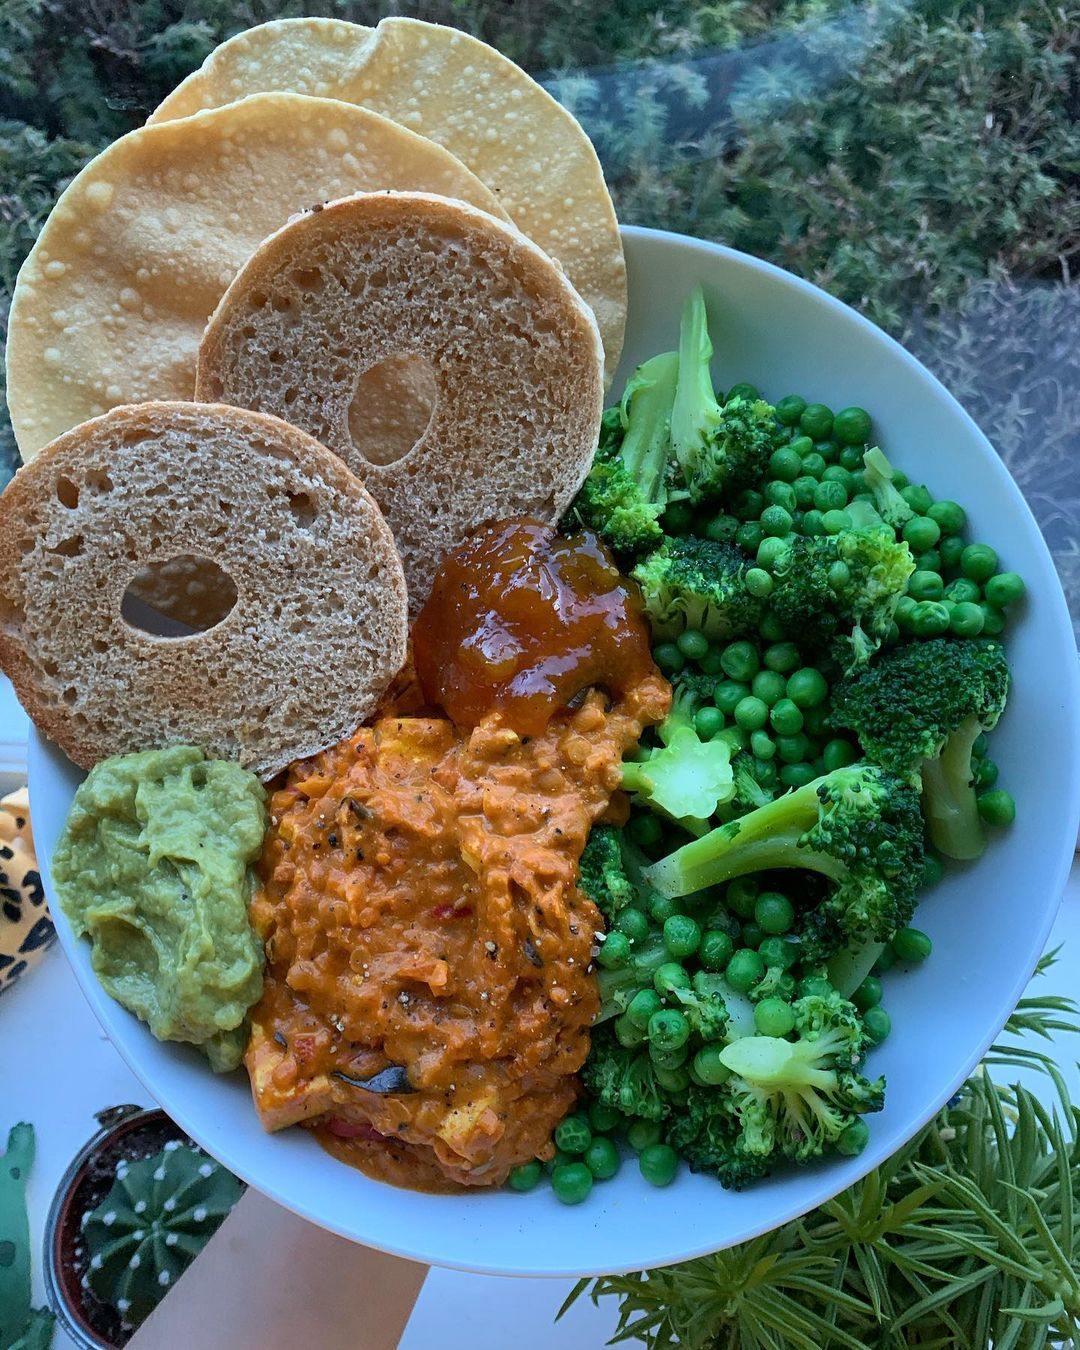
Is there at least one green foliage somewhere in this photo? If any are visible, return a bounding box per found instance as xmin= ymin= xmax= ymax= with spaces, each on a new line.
xmin=564 ymin=952 xmax=1080 ymax=1348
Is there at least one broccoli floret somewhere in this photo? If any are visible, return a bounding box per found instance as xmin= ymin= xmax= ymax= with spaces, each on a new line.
xmin=643 ymin=764 xmax=924 ymax=958
xmin=669 ymin=971 xmax=730 ymax=1041
xmin=594 ymin=931 xmax=668 ymax=1023
xmin=565 ymin=351 xmax=679 ymax=554
xmin=631 ymin=535 xmax=764 ymax=643
xmin=767 ymin=502 xmax=915 ymax=670
xmin=582 ymin=1028 xmax=667 ymax=1121
xmin=577 ymin=823 xmax=638 ymax=921
xmin=670 ymin=287 xmax=778 ymax=501
xmin=829 ymin=637 xmax=1010 ymax=860
xmin=664 ymin=1086 xmax=769 ymax=1189
xmin=621 ymin=682 xmax=736 ymax=829
xmin=732 ymin=752 xmax=776 ymax=809
xmin=749 ymin=962 xmax=796 ymax=1003
xmin=862 ymin=447 xmax=915 ymax=530
xmin=719 ymin=991 xmax=885 ymax=1165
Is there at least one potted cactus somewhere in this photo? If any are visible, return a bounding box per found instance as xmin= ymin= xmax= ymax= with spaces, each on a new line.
xmin=44 ymin=1106 xmax=242 ymax=1349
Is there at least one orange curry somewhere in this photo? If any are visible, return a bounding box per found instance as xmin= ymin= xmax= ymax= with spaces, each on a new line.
xmin=245 ymin=521 xmax=668 ymax=1190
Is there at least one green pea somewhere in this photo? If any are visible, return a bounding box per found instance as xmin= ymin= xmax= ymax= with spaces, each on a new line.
xmin=939 ymin=535 xmax=965 ymax=570
xmin=801 ymin=452 xmax=827 ymax=480
xmin=726 ymin=947 xmax=766 ymax=993
xmin=754 ymin=998 xmax=796 ymax=1036
xmin=597 ymin=931 xmax=631 ymax=969
xmin=626 ymin=1119 xmax=663 ymax=1152
xmin=757 ymin=536 xmax=788 ymax=570
xmin=769 ymin=447 xmax=803 ymax=482
xmin=800 ymin=403 xmax=834 ymax=440
xmin=894 ymin=594 xmax=917 ymax=628
xmin=863 ymin=1006 xmax=892 ymax=1044
xmin=660 ymin=500 xmax=694 ymax=535
xmin=750 ymin=729 xmax=777 ymax=761
xmin=792 ymin=475 xmax=818 ymax=508
xmin=720 ymin=641 xmax=760 ymax=682
xmin=798 ymin=975 xmax=835 ymax=1000
xmin=838 ymin=444 xmax=864 ymax=471
xmin=745 ymin=567 xmax=774 ymax=599
xmin=871 ymin=945 xmax=896 ymax=975
xmin=718 ymin=726 xmax=749 ymax=754
xmin=985 ymin=572 xmax=1025 ymax=607
xmin=555 ymin=1113 xmax=592 ymax=1155
xmin=903 ymin=515 xmax=941 ymax=553
xmin=776 ymin=732 xmax=810 ymax=764
xmin=833 ymin=406 xmax=872 ymax=445
xmin=694 ymin=706 xmax=726 ymax=741
xmin=852 ymin=975 xmax=883 ymax=1011
xmin=980 ymin=604 xmax=1006 ymax=636
xmin=654 ymin=962 xmax=693 ymax=998
xmin=837 ymin=1119 xmax=870 ymax=1157
xmin=509 ymin=1160 xmax=544 ymax=1192
xmin=928 ymin=500 xmax=966 ymax=534
xmin=663 ymin=914 xmax=702 ymax=959
xmin=638 ymin=1143 xmax=679 ymax=1187
xmin=614 ymin=1013 xmax=647 ymax=1048
xmin=676 ymin=629 xmax=709 ymax=660
xmin=588 ymin=1102 xmax=623 ymax=1134
xmin=741 ymin=921 xmax=765 ymax=950
xmin=775 ymin=395 xmax=807 ymax=426
xmin=814 ymin=479 xmax=849 ymax=512
xmin=648 ymin=1009 xmax=690 ymax=1052
xmin=735 ymin=521 xmax=764 ymax=553
xmin=789 ymin=434 xmax=814 ymax=457
xmin=900 ymin=483 xmax=934 ymax=515
xmin=626 ymin=987 xmax=664 ymax=1031
xmin=961 ymin=543 xmax=999 ymax=582
xmin=816 ymin=439 xmax=840 ymax=463
xmin=755 ymin=891 xmax=794 ymax=934
xmin=583 ymin=1137 xmax=620 ymax=1180
xmin=944 ymin=577 xmax=981 ymax=604
xmin=552 ymin=1161 xmax=593 ymax=1205
xmin=726 ymin=381 xmax=759 ymax=403
xmin=760 ymin=620 xmax=786 ymax=648
xmin=760 ymin=505 xmax=793 ymax=539
xmin=764 ymin=480 xmax=798 ymax=513
xmin=802 ymin=704 xmax=830 ymax=737
xmin=726 ymin=877 xmax=759 ymax=918
xmin=801 ymin=508 xmax=826 ymax=536
xmin=628 ymin=813 xmax=663 ymax=849
xmin=974 ymin=757 xmax=999 ymax=789
xmin=892 ymin=927 xmax=932 ymax=962
xmin=733 ymin=488 xmax=765 ymax=520
xmin=892 ymin=469 xmax=910 ymax=488
xmin=715 ymin=679 xmax=751 ymax=715
xmin=699 ymin=929 xmax=735 ymax=972
xmin=787 ymin=667 xmax=829 ymax=708
xmin=822 ymin=508 xmax=852 ymax=535
xmin=977 ymin=789 xmax=1016 ymax=827
xmin=734 ymin=695 xmax=769 ymax=731
xmin=692 ymin=1045 xmax=732 ymax=1086
xmin=649 ymin=900 xmax=685 ymax=929
xmin=911 ymin=601 xmax=951 ymax=637
xmin=653 ymin=642 xmax=685 ymax=673
xmin=769 ymin=697 xmax=804 ymax=736
xmin=822 ymin=738 xmax=858 ymax=772
xmin=762 ymin=641 xmax=800 ymax=674
xmin=907 ymin=570 xmax=944 ymax=601
xmin=949 ymin=601 xmax=985 ymax=637
xmin=828 ymin=560 xmax=852 ymax=593
xmin=922 ymin=852 xmax=945 ymax=888
xmin=780 ymin=762 xmax=818 ymax=788
xmin=748 ymin=670 xmax=785 ymax=707
xmin=705 ymin=513 xmax=740 ymax=543
xmin=915 ymin=547 xmax=942 ymax=574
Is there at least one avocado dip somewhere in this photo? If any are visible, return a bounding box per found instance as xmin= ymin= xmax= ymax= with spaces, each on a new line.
xmin=53 ymin=744 xmax=267 ymax=1071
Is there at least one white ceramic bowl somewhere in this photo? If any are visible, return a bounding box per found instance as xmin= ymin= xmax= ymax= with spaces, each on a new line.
xmin=31 ymin=226 xmax=1080 ymax=1276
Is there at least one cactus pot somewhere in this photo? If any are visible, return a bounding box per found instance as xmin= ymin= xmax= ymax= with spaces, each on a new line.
xmin=43 ymin=1105 xmax=242 ymax=1349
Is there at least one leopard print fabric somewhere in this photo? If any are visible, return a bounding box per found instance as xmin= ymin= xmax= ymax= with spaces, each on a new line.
xmin=0 ymin=789 xmax=54 ymax=996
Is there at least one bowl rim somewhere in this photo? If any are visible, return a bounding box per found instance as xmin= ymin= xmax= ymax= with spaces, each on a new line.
xmin=29 ymin=223 xmax=1080 ymax=1277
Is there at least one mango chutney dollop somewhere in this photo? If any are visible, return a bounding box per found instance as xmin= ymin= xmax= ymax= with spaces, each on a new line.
xmin=246 ymin=521 xmax=669 ymax=1190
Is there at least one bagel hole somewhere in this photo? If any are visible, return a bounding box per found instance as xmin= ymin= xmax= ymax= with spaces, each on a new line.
xmin=348 ymin=354 xmax=437 ymax=467
xmin=121 ymin=555 xmax=238 ymax=637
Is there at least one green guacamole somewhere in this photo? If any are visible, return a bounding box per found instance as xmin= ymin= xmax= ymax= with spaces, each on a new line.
xmin=53 ymin=745 xmax=267 ymax=1071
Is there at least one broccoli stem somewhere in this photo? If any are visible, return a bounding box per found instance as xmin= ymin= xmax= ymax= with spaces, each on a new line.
xmin=921 ymin=714 xmax=985 ymax=860
xmin=671 ymin=286 xmax=722 ymax=477
xmin=619 ymin=351 xmax=679 ymax=503
xmin=644 ymin=778 xmax=847 ymax=898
